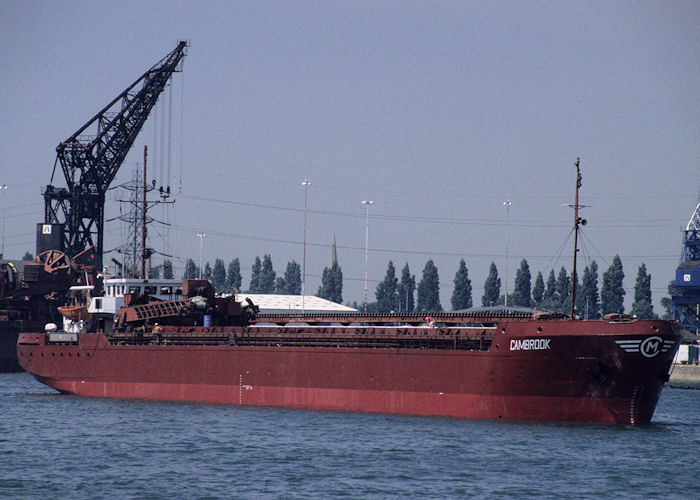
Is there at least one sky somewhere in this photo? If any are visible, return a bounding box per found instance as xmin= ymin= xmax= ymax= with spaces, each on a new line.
xmin=1 ymin=0 xmax=698 ymax=311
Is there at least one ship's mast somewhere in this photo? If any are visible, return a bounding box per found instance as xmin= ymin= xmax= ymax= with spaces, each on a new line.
xmin=570 ymin=158 xmax=584 ymax=319
xmin=137 ymin=145 xmax=174 ymax=279
xmin=141 ymin=146 xmax=148 ymax=279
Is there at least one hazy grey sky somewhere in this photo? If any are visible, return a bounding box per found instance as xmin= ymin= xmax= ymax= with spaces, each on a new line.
xmin=1 ymin=1 xmax=698 ymax=310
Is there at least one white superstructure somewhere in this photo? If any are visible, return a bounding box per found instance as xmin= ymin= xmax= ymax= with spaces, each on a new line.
xmin=86 ymin=276 xmax=182 ymax=332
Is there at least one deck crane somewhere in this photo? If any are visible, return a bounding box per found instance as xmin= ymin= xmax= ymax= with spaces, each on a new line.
xmin=40 ymin=41 xmax=187 ymax=269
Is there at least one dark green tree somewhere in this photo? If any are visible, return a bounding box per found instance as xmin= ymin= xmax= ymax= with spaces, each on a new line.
xmin=512 ymin=259 xmax=532 ymax=307
xmin=580 ymin=261 xmax=600 ymax=318
xmin=397 ymin=263 xmax=416 ymax=313
xmin=226 ymin=258 xmax=242 ymax=291
xmin=149 ymin=261 xmax=161 ymax=279
xmin=556 ymin=266 xmax=571 ymax=313
xmin=532 ymin=271 xmax=545 ymax=306
xmin=259 ymin=254 xmax=276 ymax=293
xmin=22 ymin=251 xmax=33 ymax=261
xmin=317 ymin=268 xmax=332 ymax=301
xmin=660 ymin=294 xmax=672 ymax=320
xmin=571 ymin=273 xmax=581 ymax=316
xmin=482 ymin=262 xmax=501 ymax=306
xmin=375 ymin=261 xmax=399 ymax=312
xmin=539 ymin=269 xmax=559 ymax=311
xmin=317 ymin=261 xmax=343 ymax=303
xmin=416 ymin=259 xmax=442 ymax=312
xmin=162 ymin=259 xmax=174 ymax=279
xmin=601 ymin=255 xmax=625 ymax=315
xmin=660 ymin=282 xmax=689 ymax=321
xmin=203 ymin=262 xmax=212 ymax=280
xmin=544 ymin=269 xmax=557 ymax=301
xmin=249 ymin=256 xmax=262 ymax=292
xmin=281 ymin=260 xmax=302 ymax=295
xmin=363 ymin=301 xmax=380 ymax=313
xmin=332 ymin=263 xmax=343 ymax=303
xmin=451 ymin=259 xmax=472 ymax=310
xmin=631 ymin=263 xmax=654 ymax=319
xmin=212 ymin=258 xmax=227 ymax=291
xmin=183 ymin=258 xmax=198 ymax=279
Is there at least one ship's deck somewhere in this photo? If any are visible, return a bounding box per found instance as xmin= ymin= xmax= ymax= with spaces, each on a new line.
xmin=107 ymin=323 xmax=496 ymax=350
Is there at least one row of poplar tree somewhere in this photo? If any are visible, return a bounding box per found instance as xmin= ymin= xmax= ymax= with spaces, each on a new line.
xmin=387 ymin=255 xmax=654 ymax=319
xmin=157 ymin=255 xmax=344 ymax=304
xmin=156 ymin=254 xmax=655 ymax=318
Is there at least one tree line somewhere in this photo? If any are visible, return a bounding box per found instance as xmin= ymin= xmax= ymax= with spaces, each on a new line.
xmin=159 ymin=254 xmax=343 ymax=303
xmin=154 ymin=253 xmax=657 ymax=319
xmin=369 ymin=255 xmax=655 ymax=318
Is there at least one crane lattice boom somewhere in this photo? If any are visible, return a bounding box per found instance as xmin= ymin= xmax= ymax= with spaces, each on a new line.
xmin=42 ymin=41 xmax=187 ymax=268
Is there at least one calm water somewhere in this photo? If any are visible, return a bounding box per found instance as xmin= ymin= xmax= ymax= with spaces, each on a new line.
xmin=1 ymin=372 xmax=698 ymax=499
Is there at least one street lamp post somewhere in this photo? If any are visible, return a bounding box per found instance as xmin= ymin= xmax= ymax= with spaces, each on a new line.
xmin=197 ymin=232 xmax=206 ymax=279
xmin=301 ymin=179 xmax=311 ymax=313
xmin=362 ymin=200 xmax=374 ymax=312
xmin=0 ymin=184 xmax=6 ymax=260
xmin=503 ymin=200 xmax=511 ymax=307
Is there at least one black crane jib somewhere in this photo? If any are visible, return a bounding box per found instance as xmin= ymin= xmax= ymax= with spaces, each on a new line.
xmin=41 ymin=41 xmax=187 ymax=269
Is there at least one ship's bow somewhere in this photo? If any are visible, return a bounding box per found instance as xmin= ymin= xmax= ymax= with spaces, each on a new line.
xmin=607 ymin=322 xmax=682 ymax=424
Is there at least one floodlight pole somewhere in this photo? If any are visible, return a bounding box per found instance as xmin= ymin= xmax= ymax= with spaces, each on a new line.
xmin=362 ymin=200 xmax=374 ymax=312
xmin=301 ymin=179 xmax=311 ymax=313
xmin=503 ymin=200 xmax=511 ymax=307
xmin=197 ymin=232 xmax=206 ymax=279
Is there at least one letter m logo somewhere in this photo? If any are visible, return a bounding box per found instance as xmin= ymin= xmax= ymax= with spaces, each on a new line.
xmin=640 ymin=336 xmax=662 ymax=358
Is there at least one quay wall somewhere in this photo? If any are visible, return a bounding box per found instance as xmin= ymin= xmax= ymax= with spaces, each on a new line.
xmin=669 ymin=364 xmax=700 ymax=390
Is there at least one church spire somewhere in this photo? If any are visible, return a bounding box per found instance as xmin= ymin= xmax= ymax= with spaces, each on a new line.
xmin=330 ymin=233 xmax=337 ymax=266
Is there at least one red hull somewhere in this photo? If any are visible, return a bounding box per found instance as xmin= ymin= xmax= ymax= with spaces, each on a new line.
xmin=17 ymin=319 xmax=681 ymax=425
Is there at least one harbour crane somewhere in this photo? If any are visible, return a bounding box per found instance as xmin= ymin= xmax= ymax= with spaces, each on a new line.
xmin=672 ymin=198 xmax=700 ymax=333
xmin=40 ymin=41 xmax=187 ymax=269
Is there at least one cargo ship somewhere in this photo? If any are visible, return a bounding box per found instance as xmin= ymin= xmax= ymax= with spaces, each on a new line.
xmin=17 ymin=278 xmax=682 ymax=425
xmin=15 ymin=162 xmax=685 ymax=424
